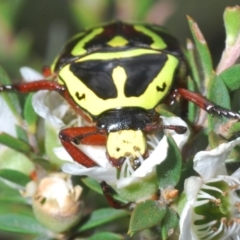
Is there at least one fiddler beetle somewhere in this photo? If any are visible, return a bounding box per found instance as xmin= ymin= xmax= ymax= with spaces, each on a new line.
xmin=1 ymin=21 xmax=240 ymax=169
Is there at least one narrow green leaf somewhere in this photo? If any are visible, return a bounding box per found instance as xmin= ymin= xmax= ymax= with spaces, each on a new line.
xmin=24 ymin=93 xmax=38 ymax=134
xmin=0 ymin=147 xmax=35 ymax=175
xmin=187 ymin=76 xmax=198 ymax=123
xmin=81 ymin=177 xmax=102 ymax=194
xmin=177 ymin=158 xmax=196 ymax=193
xmin=0 ymin=132 xmax=32 ymax=153
xmin=186 ymin=39 xmax=201 ymax=89
xmin=219 ymin=64 xmax=240 ymax=91
xmin=224 ymin=6 xmax=240 ymax=46
xmin=0 ymin=65 xmax=21 ymax=121
xmin=78 ymin=208 xmax=128 ymax=232
xmin=187 ymin=16 xmax=213 ymax=86
xmin=207 ymin=75 xmax=231 ymax=131
xmin=129 ymin=200 xmax=166 ymax=236
xmin=0 ymin=214 xmax=48 ymax=234
xmin=45 ymin=122 xmax=64 ymax=169
xmin=161 ymin=208 xmax=179 ymax=240
xmin=0 ymin=169 xmax=30 ymax=186
xmin=89 ymin=232 xmax=123 ymax=240
xmin=156 ymin=133 xmax=182 ymax=188
xmin=0 ymin=181 xmax=26 ymax=203
xmin=15 ymin=125 xmax=29 ymax=144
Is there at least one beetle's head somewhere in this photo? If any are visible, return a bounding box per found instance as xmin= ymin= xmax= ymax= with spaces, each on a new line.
xmin=106 ymin=129 xmax=147 ymax=168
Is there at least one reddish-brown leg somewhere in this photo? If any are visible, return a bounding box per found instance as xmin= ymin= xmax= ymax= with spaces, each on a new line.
xmin=0 ymin=80 xmax=92 ymax=122
xmin=175 ymin=88 xmax=240 ymax=119
xmin=59 ymin=127 xmax=107 ymax=168
xmin=100 ymin=181 xmax=130 ymax=209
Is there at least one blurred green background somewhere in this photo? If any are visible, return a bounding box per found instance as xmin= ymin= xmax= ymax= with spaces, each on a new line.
xmin=0 ymin=0 xmax=240 ymax=80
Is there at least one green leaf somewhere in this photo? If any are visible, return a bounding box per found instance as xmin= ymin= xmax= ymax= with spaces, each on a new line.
xmin=44 ymin=122 xmax=64 ymax=169
xmin=224 ymin=6 xmax=240 ymax=46
xmin=0 ymin=169 xmax=30 ymax=186
xmin=0 ymin=147 xmax=35 ymax=175
xmin=177 ymin=158 xmax=196 ymax=193
xmin=187 ymin=76 xmax=198 ymax=123
xmin=129 ymin=200 xmax=166 ymax=236
xmin=207 ymin=75 xmax=231 ymax=131
xmin=81 ymin=177 xmax=102 ymax=194
xmin=187 ymin=16 xmax=213 ymax=87
xmin=186 ymin=39 xmax=201 ymax=89
xmin=0 ymin=65 xmax=21 ymax=121
xmin=156 ymin=133 xmax=182 ymax=188
xmin=15 ymin=125 xmax=29 ymax=144
xmin=0 ymin=181 xmax=26 ymax=203
xmin=0 ymin=214 xmax=48 ymax=234
xmin=88 ymin=232 xmax=123 ymax=240
xmin=161 ymin=208 xmax=179 ymax=240
xmin=0 ymin=132 xmax=32 ymax=153
xmin=24 ymin=93 xmax=38 ymax=134
xmin=219 ymin=64 xmax=240 ymax=91
xmin=78 ymin=208 xmax=128 ymax=232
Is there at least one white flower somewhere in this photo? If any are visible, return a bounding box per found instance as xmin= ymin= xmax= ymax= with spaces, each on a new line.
xmin=180 ymin=137 xmax=240 ymax=240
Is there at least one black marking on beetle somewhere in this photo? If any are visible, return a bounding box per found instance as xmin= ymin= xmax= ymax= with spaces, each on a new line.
xmin=70 ymin=61 xmax=118 ymax=100
xmin=70 ymin=53 xmax=168 ymax=99
xmin=75 ymin=92 xmax=85 ymax=100
xmin=156 ymin=82 xmax=166 ymax=92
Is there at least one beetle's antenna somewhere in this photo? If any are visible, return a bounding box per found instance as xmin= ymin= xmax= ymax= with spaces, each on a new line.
xmin=161 ymin=125 xmax=187 ymax=134
xmin=144 ymin=124 xmax=187 ymax=134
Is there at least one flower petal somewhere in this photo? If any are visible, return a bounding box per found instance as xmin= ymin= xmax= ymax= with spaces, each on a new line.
xmin=184 ymin=176 xmax=202 ymax=201
xmin=20 ymin=66 xmax=43 ymax=82
xmin=193 ymin=137 xmax=240 ymax=181
xmin=179 ymin=177 xmax=202 ymax=240
xmin=62 ymin=162 xmax=117 ymax=183
xmin=32 ymin=91 xmax=67 ymax=127
xmin=0 ymin=96 xmax=18 ymax=136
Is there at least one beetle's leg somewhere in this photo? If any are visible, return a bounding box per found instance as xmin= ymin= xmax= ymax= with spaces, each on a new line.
xmin=100 ymin=181 xmax=130 ymax=209
xmin=0 ymin=80 xmax=65 ymax=93
xmin=175 ymin=88 xmax=240 ymax=119
xmin=0 ymin=80 xmax=92 ymax=122
xmin=59 ymin=127 xmax=107 ymax=168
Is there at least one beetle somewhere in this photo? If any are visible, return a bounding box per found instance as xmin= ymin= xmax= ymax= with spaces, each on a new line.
xmin=1 ymin=21 xmax=240 ymax=170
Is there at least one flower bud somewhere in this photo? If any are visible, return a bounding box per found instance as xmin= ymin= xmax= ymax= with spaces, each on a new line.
xmin=32 ymin=173 xmax=83 ymax=233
